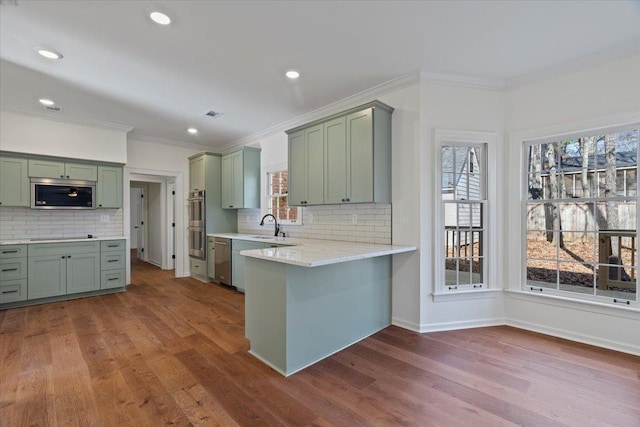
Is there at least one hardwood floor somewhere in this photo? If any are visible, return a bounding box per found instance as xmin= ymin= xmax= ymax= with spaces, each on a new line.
xmin=1 ymin=259 xmax=639 ymax=426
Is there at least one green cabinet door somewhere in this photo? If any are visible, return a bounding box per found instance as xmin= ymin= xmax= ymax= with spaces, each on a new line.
xmin=28 ymin=255 xmax=67 ymax=299
xmin=66 ymin=252 xmax=101 ymax=294
xmin=221 ymin=153 xmax=233 ymax=208
xmin=65 ymin=162 xmax=97 ymax=181
xmin=346 ymin=108 xmax=374 ymax=203
xmin=28 ymin=159 xmax=65 ymax=178
xmin=97 ymin=165 xmax=123 ymax=208
xmin=0 ymin=157 xmax=30 ymax=207
xmin=189 ymin=155 xmax=206 ymax=192
xmin=231 ymin=150 xmax=244 ymax=208
xmin=287 ymin=130 xmax=306 ymax=206
xmin=324 ymin=117 xmax=348 ymax=204
xmin=306 ymin=124 xmax=325 ymax=205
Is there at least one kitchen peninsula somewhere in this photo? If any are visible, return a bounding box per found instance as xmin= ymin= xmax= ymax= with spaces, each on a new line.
xmin=211 ymin=234 xmax=415 ymax=376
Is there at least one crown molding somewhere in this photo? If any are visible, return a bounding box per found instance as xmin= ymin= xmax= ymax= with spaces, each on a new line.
xmin=223 ymin=70 xmax=422 ymax=150
xmin=127 ymin=132 xmax=220 ymax=152
xmin=506 ymin=39 xmax=640 ymax=90
xmin=420 ymin=72 xmax=508 ymax=91
xmin=0 ymin=104 xmax=134 ymax=133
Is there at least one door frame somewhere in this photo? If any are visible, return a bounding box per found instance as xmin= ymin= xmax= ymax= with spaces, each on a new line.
xmin=124 ymin=168 xmax=185 ymax=283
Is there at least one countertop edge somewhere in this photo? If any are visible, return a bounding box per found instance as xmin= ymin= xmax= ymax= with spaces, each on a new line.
xmin=0 ymin=236 xmax=128 ymax=245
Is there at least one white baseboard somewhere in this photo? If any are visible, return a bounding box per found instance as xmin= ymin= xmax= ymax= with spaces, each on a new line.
xmin=506 ymin=318 xmax=640 ymax=356
xmin=392 ymin=316 xmax=505 ymax=333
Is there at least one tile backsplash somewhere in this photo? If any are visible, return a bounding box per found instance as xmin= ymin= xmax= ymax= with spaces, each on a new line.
xmin=238 ymin=203 xmax=391 ymax=244
xmin=0 ymin=207 xmax=124 ymax=241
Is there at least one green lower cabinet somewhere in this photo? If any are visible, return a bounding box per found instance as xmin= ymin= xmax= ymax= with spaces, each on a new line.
xmin=28 ymin=252 xmax=100 ymax=298
xmin=100 ymin=239 xmax=126 ymax=289
xmin=28 ymin=255 xmax=67 ymax=299
xmin=66 ymin=253 xmax=100 ymax=294
xmin=101 ymin=270 xmax=125 ymax=289
xmin=231 ymin=240 xmax=266 ymax=292
xmin=0 ymin=279 xmax=27 ymax=303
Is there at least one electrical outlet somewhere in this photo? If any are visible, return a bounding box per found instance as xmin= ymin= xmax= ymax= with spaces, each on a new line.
xmin=100 ymin=214 xmax=110 ymax=223
xmin=352 ymin=214 xmax=358 ymax=224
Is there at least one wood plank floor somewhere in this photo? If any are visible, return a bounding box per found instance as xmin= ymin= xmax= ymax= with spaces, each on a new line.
xmin=1 ymin=258 xmax=639 ymax=426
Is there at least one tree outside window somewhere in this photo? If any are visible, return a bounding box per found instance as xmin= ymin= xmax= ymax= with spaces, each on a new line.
xmin=266 ymin=170 xmax=301 ymax=224
xmin=524 ymin=128 xmax=638 ymax=304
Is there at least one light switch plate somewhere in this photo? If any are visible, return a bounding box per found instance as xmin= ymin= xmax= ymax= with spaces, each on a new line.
xmin=101 ymin=214 xmax=110 ymax=223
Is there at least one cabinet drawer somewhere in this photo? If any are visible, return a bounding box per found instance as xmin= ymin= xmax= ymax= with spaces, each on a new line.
xmin=101 ymin=269 xmax=125 ymax=290
xmin=101 ymin=251 xmax=125 ymax=270
xmin=0 ymin=279 xmax=27 ymax=303
xmin=0 ymin=245 xmax=27 ymax=259
xmin=101 ymin=240 xmax=125 ymax=251
xmin=0 ymin=258 xmax=27 ymax=280
xmin=190 ymin=258 xmax=207 ymax=277
xmin=29 ymin=241 xmax=100 ymax=256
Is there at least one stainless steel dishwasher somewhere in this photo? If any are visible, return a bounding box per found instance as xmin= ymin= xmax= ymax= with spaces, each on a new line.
xmin=214 ymin=238 xmax=231 ymax=285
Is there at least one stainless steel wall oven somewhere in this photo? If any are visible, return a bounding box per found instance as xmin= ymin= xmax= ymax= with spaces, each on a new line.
xmin=187 ymin=190 xmax=206 ymax=259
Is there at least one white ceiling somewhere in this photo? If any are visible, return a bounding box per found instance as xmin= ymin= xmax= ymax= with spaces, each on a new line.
xmin=1 ymin=1 xmax=639 ymax=150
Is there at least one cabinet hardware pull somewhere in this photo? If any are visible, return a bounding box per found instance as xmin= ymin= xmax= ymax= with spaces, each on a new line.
xmin=2 ymin=250 xmax=19 ymax=254
xmin=613 ymin=299 xmax=630 ymax=305
xmin=108 ymin=259 xmax=118 ymax=262
xmin=61 ymin=256 xmax=66 ymax=259
xmin=68 ymin=255 xmax=72 ymax=258
xmin=2 ymin=290 xmax=18 ymax=294
xmin=341 ymin=199 xmax=345 ymax=202
xmin=107 ymin=245 xmax=118 ymax=248
xmin=107 ymin=277 xmax=119 ymax=281
xmin=1 ymin=268 xmax=18 ymax=272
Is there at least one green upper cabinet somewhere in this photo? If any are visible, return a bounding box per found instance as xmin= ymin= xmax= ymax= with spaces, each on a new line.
xmin=97 ymin=165 xmax=123 ymax=208
xmin=221 ymin=147 xmax=261 ymax=209
xmin=65 ymin=162 xmax=98 ymax=181
xmin=0 ymin=156 xmax=30 ymax=207
xmin=28 ymin=159 xmax=65 ymax=179
xmin=287 ymin=100 xmax=393 ymax=206
xmin=189 ymin=155 xmax=206 ymax=192
xmin=345 ymin=108 xmax=375 ymax=203
xmin=28 ymin=159 xmax=97 ymax=180
xmin=288 ymin=124 xmax=324 ymax=206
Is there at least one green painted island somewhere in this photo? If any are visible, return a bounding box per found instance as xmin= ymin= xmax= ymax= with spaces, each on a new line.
xmin=240 ymin=238 xmax=415 ymax=376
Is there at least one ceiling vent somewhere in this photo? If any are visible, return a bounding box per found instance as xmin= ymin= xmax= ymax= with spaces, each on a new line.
xmin=44 ymin=105 xmax=62 ymax=112
xmin=204 ymin=111 xmax=223 ymax=119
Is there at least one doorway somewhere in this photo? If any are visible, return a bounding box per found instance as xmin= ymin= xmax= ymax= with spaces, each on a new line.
xmin=124 ymin=168 xmax=184 ymax=285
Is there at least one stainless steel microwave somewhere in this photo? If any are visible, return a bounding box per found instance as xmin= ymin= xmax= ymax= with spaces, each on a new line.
xmin=31 ymin=178 xmax=96 ymax=209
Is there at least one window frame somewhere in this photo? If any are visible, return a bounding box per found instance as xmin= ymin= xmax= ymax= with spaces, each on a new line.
xmin=263 ymin=164 xmax=302 ymax=226
xmin=433 ymin=129 xmax=499 ymax=301
xmin=521 ymin=124 xmax=639 ymax=308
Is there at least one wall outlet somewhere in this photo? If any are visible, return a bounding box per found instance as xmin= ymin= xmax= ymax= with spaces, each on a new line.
xmin=100 ymin=214 xmax=110 ymax=223
xmin=352 ymin=214 xmax=358 ymax=224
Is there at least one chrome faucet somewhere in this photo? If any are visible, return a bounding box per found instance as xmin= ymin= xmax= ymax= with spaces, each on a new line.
xmin=259 ymin=214 xmax=280 ymax=237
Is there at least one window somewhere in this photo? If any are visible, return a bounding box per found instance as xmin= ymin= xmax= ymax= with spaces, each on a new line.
xmin=441 ymin=143 xmax=487 ymax=291
xmin=523 ymin=127 xmax=638 ymax=306
xmin=265 ymin=170 xmax=301 ymax=225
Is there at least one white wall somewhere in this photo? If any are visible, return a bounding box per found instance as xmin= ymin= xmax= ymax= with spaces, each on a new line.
xmin=0 ymin=110 xmax=127 ymax=163
xmin=505 ymin=55 xmax=640 ymax=354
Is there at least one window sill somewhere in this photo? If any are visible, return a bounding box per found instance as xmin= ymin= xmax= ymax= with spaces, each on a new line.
xmin=505 ymin=289 xmax=640 ymax=319
xmin=432 ymin=288 xmax=502 ymax=302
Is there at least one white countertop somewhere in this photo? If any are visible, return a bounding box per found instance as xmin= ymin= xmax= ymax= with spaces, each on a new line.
xmin=207 ymin=233 xmax=416 ymax=267
xmin=0 ymin=236 xmax=127 ymax=245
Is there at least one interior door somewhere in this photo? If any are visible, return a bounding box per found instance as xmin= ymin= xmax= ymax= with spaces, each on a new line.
xmin=130 ymin=186 xmax=145 ymax=260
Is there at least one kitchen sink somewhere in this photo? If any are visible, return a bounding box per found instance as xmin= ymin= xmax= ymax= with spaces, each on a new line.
xmin=251 ymin=236 xmax=275 ymax=240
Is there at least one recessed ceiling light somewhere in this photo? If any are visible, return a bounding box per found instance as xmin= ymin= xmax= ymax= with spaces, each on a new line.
xmin=150 ymin=11 xmax=171 ymax=25
xmin=187 ymin=128 xmax=198 ymax=134
xmin=39 ymin=99 xmax=55 ymax=106
xmin=285 ymin=70 xmax=300 ymax=79
xmin=36 ymin=48 xmax=63 ymax=59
